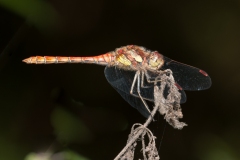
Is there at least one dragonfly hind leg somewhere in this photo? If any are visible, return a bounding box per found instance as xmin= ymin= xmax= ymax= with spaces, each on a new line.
xmin=130 ymin=71 xmax=152 ymax=117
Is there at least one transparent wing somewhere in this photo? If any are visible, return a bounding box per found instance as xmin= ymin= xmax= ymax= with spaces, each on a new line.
xmin=113 ymin=87 xmax=151 ymax=118
xmin=104 ymin=66 xmax=186 ymax=117
xmin=161 ymin=56 xmax=212 ymax=91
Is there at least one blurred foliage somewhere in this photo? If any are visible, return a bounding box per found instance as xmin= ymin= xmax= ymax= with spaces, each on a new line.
xmin=0 ymin=135 xmax=28 ymax=160
xmin=0 ymin=0 xmax=240 ymax=160
xmin=194 ymin=133 xmax=239 ymax=160
xmin=51 ymin=107 xmax=93 ymax=144
xmin=25 ymin=150 xmax=89 ymax=160
xmin=0 ymin=0 xmax=58 ymax=30
xmin=25 ymin=152 xmax=51 ymax=160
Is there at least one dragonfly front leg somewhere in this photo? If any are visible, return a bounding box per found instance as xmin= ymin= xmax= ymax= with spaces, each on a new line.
xmin=144 ymin=70 xmax=172 ymax=84
xmin=140 ymin=70 xmax=152 ymax=88
xmin=140 ymin=70 xmax=161 ymax=88
xmin=130 ymin=71 xmax=151 ymax=115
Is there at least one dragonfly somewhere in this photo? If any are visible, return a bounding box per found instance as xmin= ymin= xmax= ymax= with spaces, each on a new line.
xmin=23 ymin=45 xmax=211 ymax=118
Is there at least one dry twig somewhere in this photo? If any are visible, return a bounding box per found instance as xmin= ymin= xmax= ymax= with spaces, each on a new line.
xmin=114 ymin=69 xmax=187 ymax=160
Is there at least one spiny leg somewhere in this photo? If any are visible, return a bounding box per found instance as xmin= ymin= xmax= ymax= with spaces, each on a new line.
xmin=144 ymin=69 xmax=172 ymax=84
xmin=140 ymin=70 xmax=152 ymax=88
xmin=137 ymin=72 xmax=152 ymax=115
xmin=130 ymin=71 xmax=151 ymax=116
xmin=139 ymin=70 xmax=161 ymax=89
xmin=130 ymin=71 xmax=139 ymax=95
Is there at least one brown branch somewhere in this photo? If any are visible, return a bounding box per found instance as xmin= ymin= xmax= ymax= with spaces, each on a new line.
xmin=114 ymin=69 xmax=187 ymax=159
xmin=114 ymin=94 xmax=159 ymax=160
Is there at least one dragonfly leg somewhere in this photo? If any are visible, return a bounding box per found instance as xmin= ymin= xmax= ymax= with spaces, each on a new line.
xmin=140 ymin=70 xmax=152 ymax=88
xmin=137 ymin=72 xmax=152 ymax=115
xmin=130 ymin=71 xmax=139 ymax=95
xmin=130 ymin=71 xmax=151 ymax=116
xmin=144 ymin=70 xmax=166 ymax=84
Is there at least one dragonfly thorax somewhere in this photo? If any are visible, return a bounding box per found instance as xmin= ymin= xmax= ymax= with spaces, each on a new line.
xmin=114 ymin=45 xmax=164 ymax=72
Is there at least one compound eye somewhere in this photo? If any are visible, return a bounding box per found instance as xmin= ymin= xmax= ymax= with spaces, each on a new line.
xmin=149 ymin=58 xmax=159 ymax=67
xmin=148 ymin=52 xmax=164 ymax=69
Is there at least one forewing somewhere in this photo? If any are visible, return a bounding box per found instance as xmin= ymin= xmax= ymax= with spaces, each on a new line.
xmin=161 ymin=56 xmax=212 ymax=91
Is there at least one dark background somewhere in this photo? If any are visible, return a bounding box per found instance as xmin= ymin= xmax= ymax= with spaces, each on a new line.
xmin=0 ymin=0 xmax=239 ymax=160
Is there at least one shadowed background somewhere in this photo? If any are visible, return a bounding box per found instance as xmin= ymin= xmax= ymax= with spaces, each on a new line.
xmin=0 ymin=0 xmax=239 ymax=160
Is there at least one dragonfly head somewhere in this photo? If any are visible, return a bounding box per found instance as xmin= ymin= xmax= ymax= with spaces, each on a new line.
xmin=147 ymin=51 xmax=164 ymax=70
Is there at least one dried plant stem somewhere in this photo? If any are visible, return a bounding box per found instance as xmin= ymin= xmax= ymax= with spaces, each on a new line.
xmin=114 ymin=92 xmax=159 ymax=160
xmin=114 ymin=70 xmax=187 ymax=159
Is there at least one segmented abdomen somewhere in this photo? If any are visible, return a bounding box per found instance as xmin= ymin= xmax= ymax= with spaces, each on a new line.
xmin=23 ymin=53 xmax=115 ymax=65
